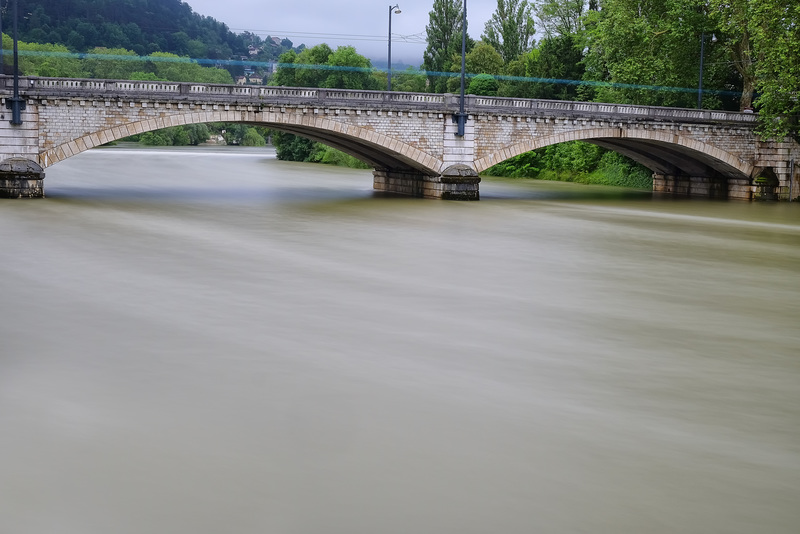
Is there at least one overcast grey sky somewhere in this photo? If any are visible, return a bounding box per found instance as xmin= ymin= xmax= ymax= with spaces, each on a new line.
xmin=183 ymin=1 xmax=500 ymax=65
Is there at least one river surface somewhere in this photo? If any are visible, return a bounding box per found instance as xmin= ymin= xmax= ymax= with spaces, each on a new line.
xmin=2 ymin=145 xmax=799 ymax=533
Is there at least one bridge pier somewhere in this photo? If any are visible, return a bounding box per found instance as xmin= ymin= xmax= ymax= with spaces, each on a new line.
xmin=0 ymin=158 xmax=45 ymax=198
xmin=653 ymin=173 xmax=752 ymax=200
xmin=373 ymin=165 xmax=480 ymax=200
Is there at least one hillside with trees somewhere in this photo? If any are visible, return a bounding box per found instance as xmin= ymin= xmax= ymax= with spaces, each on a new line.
xmin=16 ymin=0 xmax=245 ymax=60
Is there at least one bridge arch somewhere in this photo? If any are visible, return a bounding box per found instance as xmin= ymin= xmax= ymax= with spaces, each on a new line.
xmin=473 ymin=127 xmax=753 ymax=180
xmin=39 ymin=109 xmax=443 ymax=176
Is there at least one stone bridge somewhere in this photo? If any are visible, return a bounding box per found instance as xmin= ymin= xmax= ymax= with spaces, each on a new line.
xmin=2 ymin=75 xmax=798 ymax=200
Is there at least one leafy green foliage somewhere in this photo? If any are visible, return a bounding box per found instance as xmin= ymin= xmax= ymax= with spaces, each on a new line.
xmin=468 ymin=74 xmax=499 ymax=96
xmin=322 ymin=46 xmax=380 ymax=90
xmin=500 ymin=34 xmax=585 ymax=99
xmin=748 ymin=0 xmax=800 ymax=140
xmin=309 ymin=146 xmax=371 ymax=169
xmin=147 ymin=52 xmax=233 ymax=83
xmin=390 ymin=67 xmax=428 ymax=93
xmin=582 ymin=0 xmax=728 ymax=108
xmin=482 ymin=0 xmax=536 ymax=63
xmin=707 ymin=0 xmax=757 ymax=110
xmin=447 ymin=41 xmax=504 ymax=92
xmin=485 ymin=142 xmax=652 ymax=188
xmin=242 ymin=128 xmax=267 ymax=147
xmin=273 ymin=132 xmax=315 ymax=161
xmin=18 ymin=0 xmax=245 ymax=59
xmin=424 ymin=0 xmax=469 ymax=93
xmin=268 ymin=45 xmax=378 ymax=165
xmin=535 ymin=0 xmax=586 ymax=39
xmin=15 ymin=40 xmax=87 ymax=78
xmin=138 ymin=124 xmax=209 ymax=146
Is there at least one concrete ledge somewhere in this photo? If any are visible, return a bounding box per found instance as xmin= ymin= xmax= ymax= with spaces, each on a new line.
xmin=0 ymin=158 xmax=46 ymax=198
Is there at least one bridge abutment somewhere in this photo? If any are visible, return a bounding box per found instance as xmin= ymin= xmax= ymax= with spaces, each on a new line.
xmin=0 ymin=158 xmax=45 ymax=198
xmin=373 ymin=165 xmax=480 ymax=200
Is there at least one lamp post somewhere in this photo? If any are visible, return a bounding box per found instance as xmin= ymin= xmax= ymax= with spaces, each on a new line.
xmin=1 ymin=0 xmax=4 ymax=75
xmin=697 ymin=32 xmax=717 ymax=109
xmin=387 ymin=4 xmax=401 ymax=91
xmin=6 ymin=0 xmax=24 ymax=124
xmin=454 ymin=0 xmax=467 ymax=136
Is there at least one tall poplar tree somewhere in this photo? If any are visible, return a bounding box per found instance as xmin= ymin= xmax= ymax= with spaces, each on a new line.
xmin=535 ymin=0 xmax=586 ymax=39
xmin=482 ymin=0 xmax=536 ymax=63
xmin=423 ymin=0 xmax=466 ymax=93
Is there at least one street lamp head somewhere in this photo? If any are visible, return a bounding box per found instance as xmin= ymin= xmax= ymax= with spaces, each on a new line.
xmin=395 ymin=8 xmax=402 ymax=14
xmin=390 ymin=4 xmax=401 ymax=14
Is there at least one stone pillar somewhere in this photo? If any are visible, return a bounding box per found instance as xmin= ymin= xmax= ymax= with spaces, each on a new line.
xmin=433 ymin=164 xmax=480 ymax=200
xmin=653 ymin=173 xmax=749 ymax=200
xmin=653 ymin=174 xmax=690 ymax=196
xmin=373 ymin=169 xmax=427 ymax=197
xmin=373 ymin=165 xmax=480 ymax=200
xmin=0 ymin=158 xmax=45 ymax=198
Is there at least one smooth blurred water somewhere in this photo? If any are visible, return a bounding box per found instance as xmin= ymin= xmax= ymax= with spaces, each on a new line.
xmin=2 ymin=145 xmax=799 ymax=533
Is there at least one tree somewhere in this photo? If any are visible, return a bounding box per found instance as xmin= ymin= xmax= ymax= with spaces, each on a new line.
xmin=446 ymin=41 xmax=504 ymax=92
xmin=482 ymin=0 xmax=536 ymax=63
xmin=294 ymin=44 xmax=334 ymax=88
xmin=424 ymin=0 xmax=467 ymax=92
xmin=748 ymin=0 xmax=800 ymax=140
xmin=149 ymin=52 xmax=233 ymax=83
xmin=271 ymin=50 xmax=298 ymax=87
xmin=535 ymin=0 xmax=586 ymax=39
xmin=268 ymin=44 xmax=380 ymax=161
xmin=84 ymin=47 xmax=147 ymax=80
xmin=527 ymin=35 xmax=585 ymax=100
xmin=468 ymin=74 xmax=499 ymax=95
xmin=17 ymin=41 xmax=87 ymax=78
xmin=708 ymin=0 xmax=756 ymax=110
xmin=273 ymin=131 xmax=315 ymax=161
xmin=390 ymin=67 xmax=428 ymax=93
xmin=242 ymin=128 xmax=267 ymax=147
xmin=322 ymin=46 xmax=380 ymax=90
xmin=582 ymin=0 xmax=728 ymax=108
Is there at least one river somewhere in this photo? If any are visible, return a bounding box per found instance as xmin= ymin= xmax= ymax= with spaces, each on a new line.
xmin=1 ymin=145 xmax=799 ymax=533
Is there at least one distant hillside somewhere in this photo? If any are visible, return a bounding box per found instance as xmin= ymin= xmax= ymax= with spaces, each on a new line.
xmin=15 ymin=0 xmax=246 ymax=59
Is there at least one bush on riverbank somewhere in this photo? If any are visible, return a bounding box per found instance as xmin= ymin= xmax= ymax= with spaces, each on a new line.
xmin=485 ymin=141 xmax=652 ymax=189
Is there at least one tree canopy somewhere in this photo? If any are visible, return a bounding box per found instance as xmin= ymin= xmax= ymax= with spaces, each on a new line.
xmin=423 ymin=0 xmax=469 ymax=93
xmin=482 ymin=0 xmax=536 ymax=63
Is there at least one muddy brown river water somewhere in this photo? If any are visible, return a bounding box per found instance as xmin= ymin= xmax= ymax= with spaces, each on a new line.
xmin=1 ymin=145 xmax=799 ymax=533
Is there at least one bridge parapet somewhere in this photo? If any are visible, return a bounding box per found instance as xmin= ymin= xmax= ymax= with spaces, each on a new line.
xmin=470 ymin=95 xmax=757 ymax=125
xmin=7 ymin=76 xmax=453 ymax=111
xmin=2 ymin=75 xmax=759 ymax=127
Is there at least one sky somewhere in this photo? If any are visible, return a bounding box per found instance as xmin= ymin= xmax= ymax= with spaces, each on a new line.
xmin=183 ymin=0 xmax=501 ymax=66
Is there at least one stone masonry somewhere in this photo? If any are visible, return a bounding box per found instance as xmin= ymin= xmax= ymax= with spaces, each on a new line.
xmin=2 ymin=75 xmax=798 ymax=200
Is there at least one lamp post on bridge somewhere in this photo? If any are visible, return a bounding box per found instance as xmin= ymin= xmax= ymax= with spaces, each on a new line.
xmin=387 ymin=4 xmax=401 ymax=91
xmin=453 ymin=0 xmax=467 ymax=136
xmin=1 ymin=0 xmax=4 ymax=75
xmin=5 ymin=0 xmax=25 ymax=125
